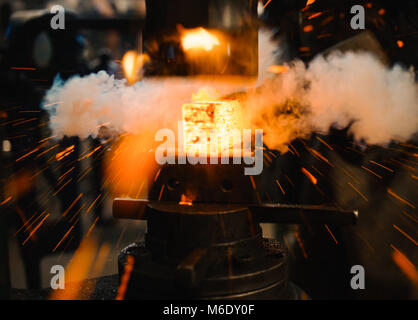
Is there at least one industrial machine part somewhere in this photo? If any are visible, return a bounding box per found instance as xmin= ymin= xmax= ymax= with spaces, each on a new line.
xmin=144 ymin=0 xmax=258 ymax=76
xmin=113 ymin=162 xmax=357 ymax=299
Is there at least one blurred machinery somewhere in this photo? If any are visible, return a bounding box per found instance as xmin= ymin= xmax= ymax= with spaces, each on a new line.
xmin=143 ymin=0 xmax=258 ymax=76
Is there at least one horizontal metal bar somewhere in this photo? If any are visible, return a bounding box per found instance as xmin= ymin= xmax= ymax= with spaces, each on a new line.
xmin=113 ymin=198 xmax=149 ymax=220
xmin=249 ymin=204 xmax=358 ymax=226
xmin=113 ymin=198 xmax=358 ymax=225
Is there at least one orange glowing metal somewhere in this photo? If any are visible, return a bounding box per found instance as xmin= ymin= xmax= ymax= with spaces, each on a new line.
xmin=397 ymin=40 xmax=404 ymax=48
xmin=182 ymin=99 xmax=243 ymax=156
xmin=181 ymin=27 xmax=220 ymax=51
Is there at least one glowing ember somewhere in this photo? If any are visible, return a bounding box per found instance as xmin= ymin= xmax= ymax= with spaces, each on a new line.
xmin=181 ymin=27 xmax=220 ymax=52
xmin=301 ymin=167 xmax=317 ymax=185
xmin=179 ymin=194 xmax=194 ymax=206
xmin=55 ymin=145 xmax=74 ymax=161
xmin=182 ymin=98 xmax=242 ymax=156
xmin=121 ymin=51 xmax=149 ymax=84
xmin=268 ymin=65 xmax=289 ymax=74
xmin=303 ymin=25 xmax=314 ymax=32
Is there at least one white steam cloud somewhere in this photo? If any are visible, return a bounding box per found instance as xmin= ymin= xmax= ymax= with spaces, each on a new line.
xmin=44 ymin=74 xmax=250 ymax=139
xmin=245 ymin=51 xmax=418 ymax=151
xmin=43 ymin=41 xmax=418 ymax=152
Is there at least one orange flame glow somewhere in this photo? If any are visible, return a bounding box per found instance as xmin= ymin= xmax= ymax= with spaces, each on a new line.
xmin=121 ymin=51 xmax=149 ymax=85
xmin=268 ymin=65 xmax=289 ymax=74
xmin=179 ymin=194 xmax=194 ymax=206
xmin=49 ymin=236 xmax=98 ymax=300
xmin=181 ymin=27 xmax=220 ymax=52
xmin=104 ymin=133 xmax=158 ymax=197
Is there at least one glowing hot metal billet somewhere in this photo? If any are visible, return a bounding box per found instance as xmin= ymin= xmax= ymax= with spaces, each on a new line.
xmin=182 ymin=99 xmax=243 ymax=156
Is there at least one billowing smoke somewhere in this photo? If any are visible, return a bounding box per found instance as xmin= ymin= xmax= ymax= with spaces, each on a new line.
xmin=44 ymin=73 xmax=249 ymax=139
xmin=244 ymin=51 xmax=418 ymax=151
xmin=43 ymin=37 xmax=418 ymax=153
